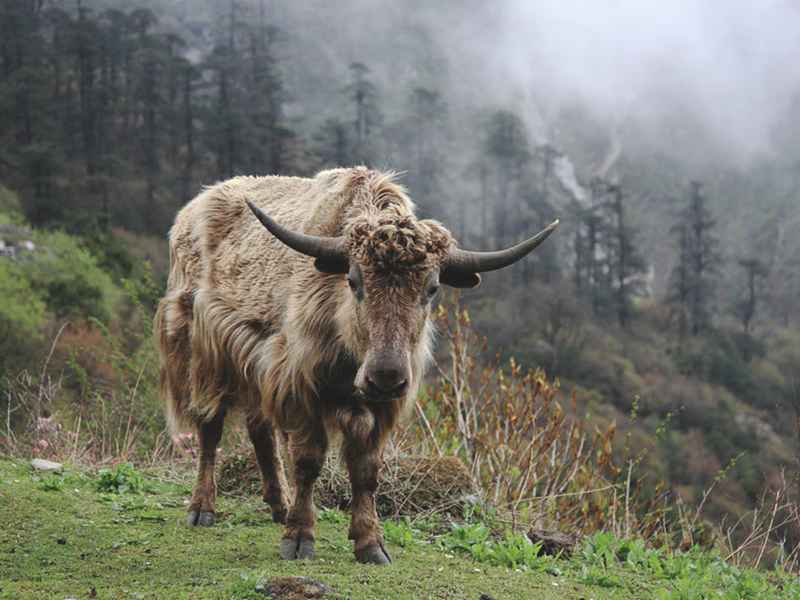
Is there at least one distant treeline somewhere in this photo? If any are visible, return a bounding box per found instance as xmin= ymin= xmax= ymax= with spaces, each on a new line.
xmin=0 ymin=1 xmax=797 ymax=333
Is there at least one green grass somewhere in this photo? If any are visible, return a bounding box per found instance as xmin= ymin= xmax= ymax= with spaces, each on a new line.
xmin=0 ymin=459 xmax=797 ymax=600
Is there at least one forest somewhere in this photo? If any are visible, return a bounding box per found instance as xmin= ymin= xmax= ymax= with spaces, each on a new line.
xmin=2 ymin=1 xmax=800 ymax=597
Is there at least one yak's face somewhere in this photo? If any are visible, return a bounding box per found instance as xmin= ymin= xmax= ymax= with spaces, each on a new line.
xmin=345 ymin=261 xmax=440 ymax=400
xmin=341 ymin=214 xmax=450 ymax=401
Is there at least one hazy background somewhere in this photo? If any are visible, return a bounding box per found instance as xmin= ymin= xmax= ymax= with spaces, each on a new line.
xmin=2 ymin=0 xmax=800 ymax=535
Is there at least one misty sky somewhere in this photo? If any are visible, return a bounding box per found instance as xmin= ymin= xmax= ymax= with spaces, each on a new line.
xmin=439 ymin=1 xmax=800 ymax=162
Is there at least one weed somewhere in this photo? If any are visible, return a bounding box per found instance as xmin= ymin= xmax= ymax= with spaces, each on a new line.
xmin=318 ymin=508 xmax=347 ymax=524
xmin=578 ymin=564 xmax=624 ymax=588
xmin=226 ymin=572 xmax=264 ymax=600
xmin=384 ymin=519 xmax=419 ymax=548
xmin=441 ymin=522 xmax=547 ymax=570
xmin=39 ymin=473 xmax=64 ymax=491
xmin=96 ymin=462 xmax=144 ymax=494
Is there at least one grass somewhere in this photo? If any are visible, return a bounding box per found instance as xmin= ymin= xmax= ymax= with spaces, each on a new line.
xmin=0 ymin=459 xmax=797 ymax=600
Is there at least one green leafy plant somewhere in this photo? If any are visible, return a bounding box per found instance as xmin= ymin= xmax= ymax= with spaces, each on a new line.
xmin=39 ymin=474 xmax=65 ymax=492
xmin=318 ymin=508 xmax=347 ymax=524
xmin=384 ymin=519 xmax=419 ymax=548
xmin=96 ymin=463 xmax=143 ymax=494
xmin=441 ymin=522 xmax=546 ymax=570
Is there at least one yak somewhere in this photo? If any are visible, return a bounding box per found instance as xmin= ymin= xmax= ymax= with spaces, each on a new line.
xmin=155 ymin=167 xmax=558 ymax=565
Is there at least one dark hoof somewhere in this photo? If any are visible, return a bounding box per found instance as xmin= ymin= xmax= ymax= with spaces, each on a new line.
xmin=186 ymin=510 xmax=216 ymax=527
xmin=355 ymin=543 xmax=391 ymax=565
xmin=280 ymin=537 xmax=315 ymax=560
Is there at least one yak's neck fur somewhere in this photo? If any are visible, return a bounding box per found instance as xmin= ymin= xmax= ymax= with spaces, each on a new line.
xmin=178 ymin=167 xmax=446 ymax=437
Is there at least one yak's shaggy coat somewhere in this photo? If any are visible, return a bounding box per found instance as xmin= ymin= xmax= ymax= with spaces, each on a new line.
xmin=156 ymin=165 xmax=557 ymax=563
xmin=157 ymin=167 xmax=448 ymax=436
xmin=155 ymin=166 xmax=456 ymax=562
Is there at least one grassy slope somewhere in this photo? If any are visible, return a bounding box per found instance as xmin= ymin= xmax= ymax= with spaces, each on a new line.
xmin=0 ymin=459 xmax=793 ymax=600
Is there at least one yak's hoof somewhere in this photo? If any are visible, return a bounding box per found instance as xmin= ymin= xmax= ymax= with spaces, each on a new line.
xmin=355 ymin=543 xmax=392 ymax=565
xmin=186 ymin=510 xmax=216 ymax=527
xmin=280 ymin=537 xmax=315 ymax=560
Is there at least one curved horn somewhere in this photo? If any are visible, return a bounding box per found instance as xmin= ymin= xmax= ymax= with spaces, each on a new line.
xmin=441 ymin=219 xmax=559 ymax=286
xmin=245 ymin=199 xmax=349 ymax=273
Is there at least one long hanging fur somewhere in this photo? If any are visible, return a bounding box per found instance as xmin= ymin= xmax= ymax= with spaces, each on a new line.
xmin=156 ymin=167 xmax=450 ymax=441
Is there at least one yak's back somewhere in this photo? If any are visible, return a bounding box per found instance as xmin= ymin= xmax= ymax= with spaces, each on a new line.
xmin=167 ymin=167 xmax=415 ymax=312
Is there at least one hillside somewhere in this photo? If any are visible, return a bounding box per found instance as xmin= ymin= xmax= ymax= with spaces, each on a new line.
xmin=2 ymin=1 xmax=800 ymax=592
xmin=2 ymin=459 xmax=797 ymax=600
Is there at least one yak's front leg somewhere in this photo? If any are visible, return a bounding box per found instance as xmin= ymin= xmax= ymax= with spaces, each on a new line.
xmin=280 ymin=423 xmax=327 ymax=560
xmin=343 ymin=433 xmax=391 ymax=565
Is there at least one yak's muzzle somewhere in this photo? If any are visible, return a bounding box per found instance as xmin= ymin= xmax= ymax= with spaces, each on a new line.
xmin=355 ymin=350 xmax=410 ymax=401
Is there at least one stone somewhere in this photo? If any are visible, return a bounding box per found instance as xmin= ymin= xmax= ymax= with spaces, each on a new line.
xmin=527 ymin=528 xmax=580 ymax=557
xmin=30 ymin=459 xmax=63 ymax=473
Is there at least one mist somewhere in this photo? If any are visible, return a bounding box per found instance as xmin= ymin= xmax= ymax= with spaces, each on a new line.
xmin=273 ymin=0 xmax=800 ymax=168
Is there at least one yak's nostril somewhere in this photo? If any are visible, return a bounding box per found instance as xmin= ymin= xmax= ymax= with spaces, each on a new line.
xmin=366 ymin=369 xmax=408 ymax=394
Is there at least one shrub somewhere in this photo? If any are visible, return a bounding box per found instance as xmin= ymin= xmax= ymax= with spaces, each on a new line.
xmin=26 ymin=230 xmax=118 ymax=322
xmin=416 ymin=296 xmax=657 ymax=538
xmin=0 ymin=261 xmax=47 ymax=379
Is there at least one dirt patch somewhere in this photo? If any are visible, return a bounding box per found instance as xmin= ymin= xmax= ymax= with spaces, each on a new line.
xmin=255 ymin=576 xmax=332 ymax=599
xmin=218 ymin=450 xmax=476 ymax=518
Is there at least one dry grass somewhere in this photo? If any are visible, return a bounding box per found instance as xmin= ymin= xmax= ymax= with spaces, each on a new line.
xmin=218 ymin=446 xmax=476 ymax=519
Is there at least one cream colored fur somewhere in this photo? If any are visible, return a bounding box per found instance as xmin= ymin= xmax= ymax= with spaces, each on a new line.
xmin=155 ymin=167 xmax=449 ymax=437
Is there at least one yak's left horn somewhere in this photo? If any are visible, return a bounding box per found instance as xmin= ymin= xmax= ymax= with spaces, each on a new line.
xmin=440 ymin=219 xmax=560 ymax=288
xmin=245 ymin=199 xmax=349 ymax=273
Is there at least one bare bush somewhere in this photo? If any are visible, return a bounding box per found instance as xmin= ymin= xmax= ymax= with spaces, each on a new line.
xmin=408 ymin=295 xmax=627 ymax=535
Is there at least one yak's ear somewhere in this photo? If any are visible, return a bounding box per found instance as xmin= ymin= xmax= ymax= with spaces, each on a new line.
xmin=440 ymin=270 xmax=481 ymax=289
xmin=313 ymin=256 xmax=349 ymax=274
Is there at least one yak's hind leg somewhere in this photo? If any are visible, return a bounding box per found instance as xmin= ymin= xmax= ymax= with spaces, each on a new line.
xmin=280 ymin=421 xmax=327 ymax=560
xmin=186 ymin=409 xmax=226 ymax=526
xmin=246 ymin=409 xmax=288 ymax=524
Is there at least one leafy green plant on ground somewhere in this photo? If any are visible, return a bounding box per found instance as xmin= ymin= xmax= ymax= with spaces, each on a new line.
xmin=96 ymin=462 xmax=144 ymax=494
xmin=440 ymin=521 xmax=548 ymax=570
xmin=383 ymin=519 xmax=419 ymax=548
xmin=38 ymin=474 xmax=65 ymax=492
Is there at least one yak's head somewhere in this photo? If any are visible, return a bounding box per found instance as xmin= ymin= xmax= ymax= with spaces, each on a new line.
xmin=246 ymin=200 xmax=558 ymax=402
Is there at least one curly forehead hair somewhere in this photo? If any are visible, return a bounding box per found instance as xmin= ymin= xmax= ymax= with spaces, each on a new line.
xmin=345 ymin=213 xmax=453 ymax=272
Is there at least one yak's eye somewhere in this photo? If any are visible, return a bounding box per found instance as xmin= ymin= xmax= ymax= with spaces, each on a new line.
xmin=427 ymin=283 xmax=440 ymax=299
xmin=346 ymin=267 xmax=363 ymax=300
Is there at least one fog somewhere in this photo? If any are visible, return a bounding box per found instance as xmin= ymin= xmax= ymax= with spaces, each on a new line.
xmin=477 ymin=1 xmax=800 ymax=161
xmin=274 ymin=0 xmax=800 ymax=167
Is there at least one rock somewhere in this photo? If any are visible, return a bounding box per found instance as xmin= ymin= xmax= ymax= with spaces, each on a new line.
xmin=527 ymin=528 xmax=580 ymax=557
xmin=30 ymin=459 xmax=63 ymax=473
xmin=255 ymin=576 xmax=332 ymax=599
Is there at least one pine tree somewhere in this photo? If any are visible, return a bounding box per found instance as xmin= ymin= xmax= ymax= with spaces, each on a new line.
xmin=313 ymin=117 xmax=350 ymax=168
xmin=246 ymin=5 xmax=294 ymax=175
xmin=605 ymin=183 xmax=646 ymax=327
xmin=406 ymin=87 xmax=447 ymax=210
xmin=668 ymin=181 xmax=722 ymax=335
xmin=482 ymin=110 xmax=530 ymax=248
xmin=735 ymin=258 xmax=767 ymax=333
xmin=346 ymin=62 xmax=381 ymax=165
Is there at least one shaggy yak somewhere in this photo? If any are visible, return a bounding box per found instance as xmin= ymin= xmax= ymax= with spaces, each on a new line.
xmin=155 ymin=167 xmax=558 ymax=565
